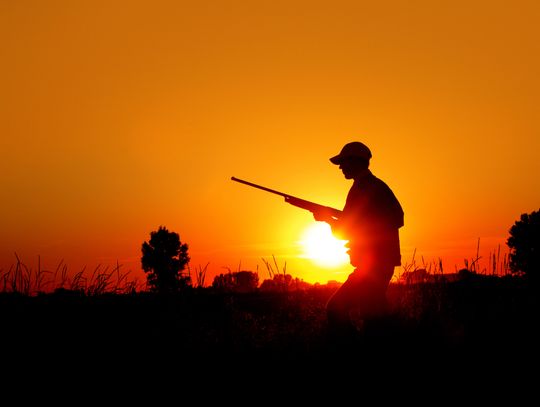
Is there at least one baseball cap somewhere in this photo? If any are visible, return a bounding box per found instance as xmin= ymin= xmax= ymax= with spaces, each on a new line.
xmin=330 ymin=141 xmax=372 ymax=164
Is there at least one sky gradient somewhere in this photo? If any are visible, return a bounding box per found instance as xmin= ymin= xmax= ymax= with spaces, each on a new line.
xmin=2 ymin=0 xmax=539 ymax=285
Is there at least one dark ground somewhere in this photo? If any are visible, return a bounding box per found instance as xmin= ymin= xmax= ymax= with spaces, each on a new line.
xmin=2 ymin=277 xmax=539 ymax=386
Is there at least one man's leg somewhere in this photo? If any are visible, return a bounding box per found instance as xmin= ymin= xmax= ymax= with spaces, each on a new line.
xmin=325 ymin=274 xmax=362 ymax=348
xmin=361 ymin=265 xmax=395 ymax=343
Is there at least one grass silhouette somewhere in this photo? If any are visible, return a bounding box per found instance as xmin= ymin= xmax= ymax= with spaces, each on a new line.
xmin=1 ymin=251 xmax=537 ymax=373
xmin=1 ymin=254 xmax=143 ymax=295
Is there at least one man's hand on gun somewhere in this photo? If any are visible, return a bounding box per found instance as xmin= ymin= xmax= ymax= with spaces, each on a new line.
xmin=311 ymin=206 xmax=338 ymax=223
xmin=284 ymin=196 xmax=340 ymax=223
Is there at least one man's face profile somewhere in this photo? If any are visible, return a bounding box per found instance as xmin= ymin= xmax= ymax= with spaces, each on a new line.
xmin=338 ymin=157 xmax=367 ymax=179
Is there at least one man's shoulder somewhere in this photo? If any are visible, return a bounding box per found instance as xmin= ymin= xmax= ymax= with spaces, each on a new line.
xmin=352 ymin=172 xmax=398 ymax=199
xmin=365 ymin=174 xmax=402 ymax=204
xmin=366 ymin=173 xmax=393 ymax=191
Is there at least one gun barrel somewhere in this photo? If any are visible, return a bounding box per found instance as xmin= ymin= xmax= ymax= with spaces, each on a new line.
xmin=231 ymin=176 xmax=341 ymax=219
xmin=231 ymin=177 xmax=289 ymax=198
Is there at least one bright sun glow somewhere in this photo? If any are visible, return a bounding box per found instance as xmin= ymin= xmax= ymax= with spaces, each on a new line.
xmin=300 ymin=223 xmax=349 ymax=267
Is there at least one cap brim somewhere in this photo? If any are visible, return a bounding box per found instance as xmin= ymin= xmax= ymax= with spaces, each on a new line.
xmin=330 ymin=155 xmax=342 ymax=165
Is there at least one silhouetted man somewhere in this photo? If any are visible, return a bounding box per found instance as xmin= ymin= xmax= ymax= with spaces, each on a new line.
xmin=313 ymin=141 xmax=404 ymax=345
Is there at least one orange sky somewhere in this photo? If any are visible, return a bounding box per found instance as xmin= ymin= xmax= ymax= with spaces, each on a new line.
xmin=1 ymin=0 xmax=539 ymax=286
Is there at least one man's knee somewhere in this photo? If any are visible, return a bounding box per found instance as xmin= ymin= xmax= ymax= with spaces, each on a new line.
xmin=326 ymin=298 xmax=347 ymax=323
xmin=326 ymin=301 xmax=343 ymax=320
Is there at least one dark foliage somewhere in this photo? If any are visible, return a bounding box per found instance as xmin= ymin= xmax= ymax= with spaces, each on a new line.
xmin=2 ymin=273 xmax=540 ymax=401
xmin=141 ymin=226 xmax=190 ymax=293
xmin=2 ymin=279 xmax=538 ymax=373
xmin=507 ymin=209 xmax=540 ymax=283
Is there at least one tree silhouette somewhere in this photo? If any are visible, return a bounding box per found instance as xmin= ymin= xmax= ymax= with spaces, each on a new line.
xmin=141 ymin=226 xmax=190 ymax=293
xmin=507 ymin=209 xmax=540 ymax=283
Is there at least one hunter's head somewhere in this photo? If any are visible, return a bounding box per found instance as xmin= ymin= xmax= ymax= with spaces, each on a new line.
xmin=330 ymin=141 xmax=371 ymax=179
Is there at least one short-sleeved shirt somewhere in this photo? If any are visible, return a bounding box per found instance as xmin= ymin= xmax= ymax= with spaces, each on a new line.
xmin=334 ymin=170 xmax=404 ymax=270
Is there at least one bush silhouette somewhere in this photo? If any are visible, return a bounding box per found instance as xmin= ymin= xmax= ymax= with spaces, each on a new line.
xmin=507 ymin=208 xmax=540 ymax=283
xmin=212 ymin=271 xmax=259 ymax=293
xmin=141 ymin=226 xmax=190 ymax=293
xmin=259 ymin=273 xmax=294 ymax=292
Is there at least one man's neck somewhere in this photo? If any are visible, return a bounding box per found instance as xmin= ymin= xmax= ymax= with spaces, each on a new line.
xmin=353 ymin=168 xmax=372 ymax=182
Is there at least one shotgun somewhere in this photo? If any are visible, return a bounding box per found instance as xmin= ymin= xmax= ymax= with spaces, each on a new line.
xmin=231 ymin=176 xmax=341 ymax=220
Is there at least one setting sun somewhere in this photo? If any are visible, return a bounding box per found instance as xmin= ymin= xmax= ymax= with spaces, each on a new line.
xmin=300 ymin=223 xmax=349 ymax=268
